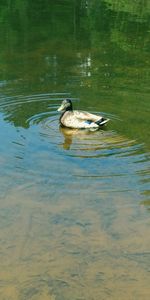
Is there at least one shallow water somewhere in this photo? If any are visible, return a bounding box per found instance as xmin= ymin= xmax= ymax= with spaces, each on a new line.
xmin=0 ymin=1 xmax=150 ymax=299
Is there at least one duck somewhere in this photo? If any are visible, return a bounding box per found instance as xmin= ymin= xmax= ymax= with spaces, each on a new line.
xmin=57 ymin=99 xmax=109 ymax=129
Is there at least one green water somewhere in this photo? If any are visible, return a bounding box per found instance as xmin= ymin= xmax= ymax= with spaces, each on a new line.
xmin=0 ymin=1 xmax=150 ymax=299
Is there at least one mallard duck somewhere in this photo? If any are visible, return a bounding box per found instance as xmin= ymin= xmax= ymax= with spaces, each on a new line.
xmin=57 ymin=99 xmax=109 ymax=129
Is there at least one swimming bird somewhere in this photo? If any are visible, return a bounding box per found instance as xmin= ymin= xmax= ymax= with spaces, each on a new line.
xmin=57 ymin=99 xmax=109 ymax=129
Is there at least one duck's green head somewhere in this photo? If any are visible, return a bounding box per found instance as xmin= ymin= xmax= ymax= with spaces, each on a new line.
xmin=57 ymin=99 xmax=73 ymax=112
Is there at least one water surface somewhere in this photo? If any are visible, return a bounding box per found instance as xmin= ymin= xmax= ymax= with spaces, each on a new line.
xmin=0 ymin=1 xmax=150 ymax=299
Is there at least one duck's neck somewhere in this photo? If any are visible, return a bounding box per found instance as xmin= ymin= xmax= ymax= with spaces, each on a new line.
xmin=60 ymin=105 xmax=72 ymax=123
xmin=60 ymin=103 xmax=73 ymax=121
xmin=66 ymin=103 xmax=73 ymax=111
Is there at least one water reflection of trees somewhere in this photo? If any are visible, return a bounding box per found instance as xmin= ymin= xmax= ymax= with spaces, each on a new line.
xmin=0 ymin=0 xmax=150 ymax=144
xmin=0 ymin=0 xmax=149 ymax=88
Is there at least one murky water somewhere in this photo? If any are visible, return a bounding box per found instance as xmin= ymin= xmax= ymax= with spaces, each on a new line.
xmin=0 ymin=1 xmax=150 ymax=299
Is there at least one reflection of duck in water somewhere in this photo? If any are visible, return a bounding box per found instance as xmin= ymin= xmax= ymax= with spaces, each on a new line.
xmin=60 ymin=126 xmax=133 ymax=153
xmin=60 ymin=126 xmax=97 ymax=150
xmin=60 ymin=126 xmax=106 ymax=150
xmin=59 ymin=127 xmax=75 ymax=150
xmin=57 ymin=99 xmax=109 ymax=129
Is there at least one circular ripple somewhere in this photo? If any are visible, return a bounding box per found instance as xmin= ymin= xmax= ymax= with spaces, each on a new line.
xmin=0 ymin=92 xmax=143 ymax=160
xmin=0 ymin=91 xmax=149 ymax=200
xmin=23 ymin=95 xmax=140 ymax=159
xmin=26 ymin=101 xmax=132 ymax=159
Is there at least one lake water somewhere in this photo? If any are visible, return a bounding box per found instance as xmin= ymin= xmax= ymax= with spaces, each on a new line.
xmin=0 ymin=1 xmax=150 ymax=299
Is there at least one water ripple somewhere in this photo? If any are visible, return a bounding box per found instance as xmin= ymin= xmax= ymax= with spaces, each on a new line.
xmin=10 ymin=92 xmax=142 ymax=161
xmin=0 ymin=92 xmax=149 ymax=199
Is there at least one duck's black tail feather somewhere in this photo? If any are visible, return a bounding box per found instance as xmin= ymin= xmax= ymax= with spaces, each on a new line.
xmin=96 ymin=117 xmax=109 ymax=126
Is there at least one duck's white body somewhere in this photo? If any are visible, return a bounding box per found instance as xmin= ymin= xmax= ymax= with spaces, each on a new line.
xmin=58 ymin=99 xmax=109 ymax=129
xmin=60 ymin=110 xmax=108 ymax=129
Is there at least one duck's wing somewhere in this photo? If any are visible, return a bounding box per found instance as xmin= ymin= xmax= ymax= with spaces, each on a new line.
xmin=60 ymin=110 xmax=109 ymax=129
xmin=60 ymin=111 xmax=99 ymax=128
xmin=73 ymin=110 xmax=102 ymax=122
xmin=74 ymin=111 xmax=109 ymax=127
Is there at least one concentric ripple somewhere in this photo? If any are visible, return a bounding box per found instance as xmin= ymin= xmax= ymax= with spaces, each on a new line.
xmin=27 ymin=110 xmax=139 ymax=160
xmin=0 ymin=92 xmax=149 ymax=187
xmin=0 ymin=91 xmax=146 ymax=162
xmin=17 ymin=92 xmax=142 ymax=160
